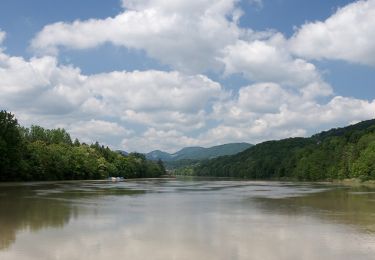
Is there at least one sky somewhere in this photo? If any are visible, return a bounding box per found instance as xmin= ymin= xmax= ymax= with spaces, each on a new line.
xmin=0 ymin=0 xmax=374 ymax=153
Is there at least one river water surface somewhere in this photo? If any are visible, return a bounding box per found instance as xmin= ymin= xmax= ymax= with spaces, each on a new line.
xmin=1 ymin=179 xmax=375 ymax=260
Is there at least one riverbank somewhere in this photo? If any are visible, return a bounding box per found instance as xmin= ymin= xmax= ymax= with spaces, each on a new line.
xmin=331 ymin=178 xmax=375 ymax=188
xmin=174 ymin=175 xmax=375 ymax=187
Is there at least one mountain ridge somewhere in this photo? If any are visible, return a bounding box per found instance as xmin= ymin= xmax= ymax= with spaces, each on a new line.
xmin=145 ymin=142 xmax=253 ymax=161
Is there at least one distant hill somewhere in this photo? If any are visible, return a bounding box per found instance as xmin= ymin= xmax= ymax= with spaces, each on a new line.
xmin=146 ymin=143 xmax=252 ymax=162
xmin=146 ymin=150 xmax=172 ymax=161
xmin=116 ymin=150 xmax=128 ymax=156
xmin=190 ymin=119 xmax=375 ymax=181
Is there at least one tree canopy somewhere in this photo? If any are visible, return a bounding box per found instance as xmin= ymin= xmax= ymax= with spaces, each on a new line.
xmin=0 ymin=110 xmax=166 ymax=181
xmin=186 ymin=119 xmax=375 ymax=181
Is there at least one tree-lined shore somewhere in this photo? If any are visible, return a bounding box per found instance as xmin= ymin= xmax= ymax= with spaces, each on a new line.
xmin=180 ymin=119 xmax=375 ymax=181
xmin=0 ymin=110 xmax=165 ymax=181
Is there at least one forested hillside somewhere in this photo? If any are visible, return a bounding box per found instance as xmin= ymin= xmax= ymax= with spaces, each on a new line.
xmin=0 ymin=110 xmax=165 ymax=181
xmin=191 ymin=119 xmax=375 ymax=181
xmin=146 ymin=143 xmax=252 ymax=161
xmin=170 ymin=143 xmax=252 ymax=160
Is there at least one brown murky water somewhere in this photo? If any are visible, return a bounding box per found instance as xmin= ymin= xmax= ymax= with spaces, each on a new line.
xmin=0 ymin=179 xmax=375 ymax=260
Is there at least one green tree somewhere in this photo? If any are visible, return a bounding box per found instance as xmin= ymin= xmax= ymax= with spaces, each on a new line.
xmin=0 ymin=110 xmax=24 ymax=180
xmin=351 ymin=141 xmax=375 ymax=181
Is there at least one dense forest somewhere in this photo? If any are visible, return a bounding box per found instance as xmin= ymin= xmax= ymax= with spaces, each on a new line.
xmin=0 ymin=110 xmax=166 ymax=181
xmin=184 ymin=119 xmax=375 ymax=181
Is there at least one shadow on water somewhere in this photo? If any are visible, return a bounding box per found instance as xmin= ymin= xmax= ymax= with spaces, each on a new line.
xmin=0 ymin=181 xmax=145 ymax=250
xmin=253 ymin=185 xmax=375 ymax=233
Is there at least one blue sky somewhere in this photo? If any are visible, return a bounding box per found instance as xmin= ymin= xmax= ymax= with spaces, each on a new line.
xmin=0 ymin=0 xmax=374 ymax=152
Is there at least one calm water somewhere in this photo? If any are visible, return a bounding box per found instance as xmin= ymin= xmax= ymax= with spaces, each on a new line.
xmin=1 ymin=179 xmax=375 ymax=260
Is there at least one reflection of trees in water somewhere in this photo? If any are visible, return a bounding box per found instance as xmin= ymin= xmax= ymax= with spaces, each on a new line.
xmin=0 ymin=182 xmax=145 ymax=250
xmin=0 ymin=185 xmax=75 ymax=250
xmin=254 ymin=186 xmax=375 ymax=232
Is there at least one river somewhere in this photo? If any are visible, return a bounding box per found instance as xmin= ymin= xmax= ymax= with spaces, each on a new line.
xmin=0 ymin=179 xmax=375 ymax=259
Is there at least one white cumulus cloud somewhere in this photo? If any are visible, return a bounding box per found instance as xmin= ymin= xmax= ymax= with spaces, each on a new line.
xmin=1 ymin=0 xmax=374 ymax=153
xmin=290 ymin=0 xmax=375 ymax=66
xmin=220 ymin=33 xmax=333 ymax=98
xmin=0 ymin=46 xmax=227 ymax=150
xmin=68 ymin=120 xmax=133 ymax=146
xmin=31 ymin=0 xmax=242 ymax=73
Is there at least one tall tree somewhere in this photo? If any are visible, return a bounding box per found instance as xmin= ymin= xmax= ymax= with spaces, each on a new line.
xmin=0 ymin=111 xmax=24 ymax=180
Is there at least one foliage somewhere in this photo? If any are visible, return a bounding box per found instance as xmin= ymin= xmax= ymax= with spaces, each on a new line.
xmin=0 ymin=110 xmax=24 ymax=179
xmin=192 ymin=119 xmax=375 ymax=181
xmin=164 ymin=159 xmax=200 ymax=170
xmin=0 ymin=111 xmax=165 ymax=181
